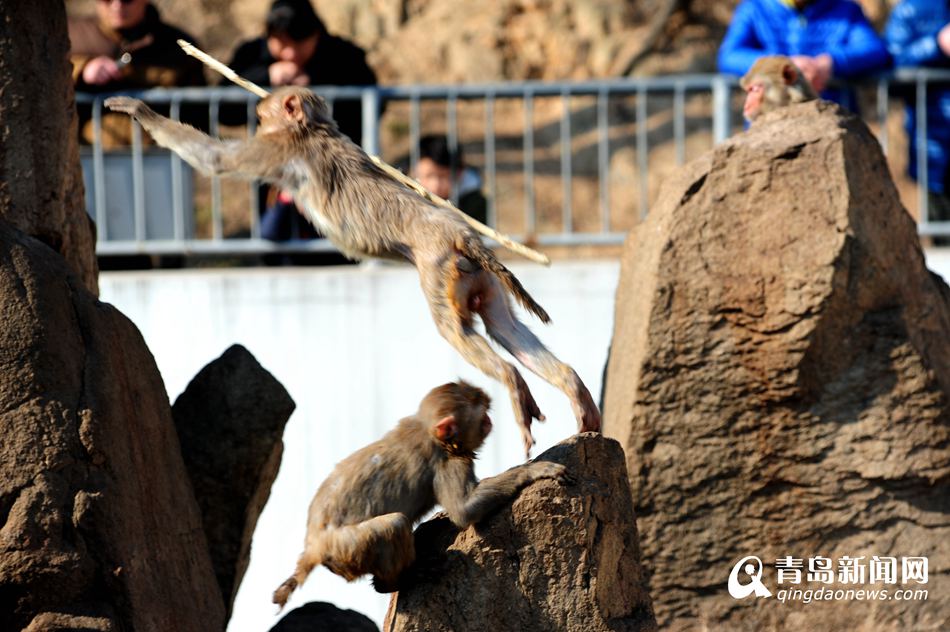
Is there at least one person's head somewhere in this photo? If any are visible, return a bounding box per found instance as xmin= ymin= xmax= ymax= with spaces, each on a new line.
xmin=266 ymin=0 xmax=326 ymax=66
xmin=96 ymin=0 xmax=149 ymax=31
xmin=415 ymin=135 xmax=462 ymax=200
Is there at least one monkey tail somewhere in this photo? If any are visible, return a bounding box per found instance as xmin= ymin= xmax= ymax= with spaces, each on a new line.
xmin=458 ymin=235 xmax=551 ymax=324
xmin=273 ymin=550 xmax=322 ymax=610
xmin=272 ymin=576 xmax=298 ymax=611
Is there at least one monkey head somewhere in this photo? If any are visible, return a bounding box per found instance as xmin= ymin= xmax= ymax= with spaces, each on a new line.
xmin=740 ymin=55 xmax=817 ymax=122
xmin=421 ymin=381 xmax=493 ymax=455
xmin=256 ymin=86 xmax=334 ymax=135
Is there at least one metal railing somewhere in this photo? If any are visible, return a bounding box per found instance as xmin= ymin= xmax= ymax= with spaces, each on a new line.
xmin=76 ymin=69 xmax=950 ymax=257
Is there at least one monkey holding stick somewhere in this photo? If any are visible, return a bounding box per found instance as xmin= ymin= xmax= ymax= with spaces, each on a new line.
xmin=271 ymin=381 xmax=566 ymax=607
xmin=105 ymin=88 xmax=600 ymax=455
xmin=740 ymin=55 xmax=818 ymax=122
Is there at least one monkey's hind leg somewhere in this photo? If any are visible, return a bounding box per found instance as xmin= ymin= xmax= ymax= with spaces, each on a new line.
xmin=421 ymin=261 xmax=543 ymax=455
xmin=321 ymin=513 xmax=415 ymax=592
xmin=479 ymin=277 xmax=601 ymax=434
xmin=273 ymin=513 xmax=413 ymax=606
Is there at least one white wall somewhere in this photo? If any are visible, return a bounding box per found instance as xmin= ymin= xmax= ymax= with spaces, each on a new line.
xmin=98 ymin=260 xmax=621 ymax=631
xmin=925 ymin=248 xmax=950 ymax=282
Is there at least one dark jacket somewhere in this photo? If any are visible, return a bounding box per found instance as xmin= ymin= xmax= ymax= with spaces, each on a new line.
xmin=885 ymin=0 xmax=950 ymax=193
xmin=69 ymin=4 xmax=206 ymax=145
xmin=69 ymin=4 xmax=206 ymax=92
xmin=228 ymin=33 xmax=377 ymax=146
xmin=718 ymin=0 xmax=891 ymax=110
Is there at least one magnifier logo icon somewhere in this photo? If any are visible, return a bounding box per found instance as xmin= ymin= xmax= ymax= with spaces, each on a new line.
xmin=728 ymin=555 xmax=773 ymax=599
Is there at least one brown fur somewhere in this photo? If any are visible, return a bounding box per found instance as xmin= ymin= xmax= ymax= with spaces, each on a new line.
xmin=104 ymin=89 xmax=599 ymax=454
xmin=740 ymin=55 xmax=818 ymax=122
xmin=268 ymin=382 xmax=565 ymax=607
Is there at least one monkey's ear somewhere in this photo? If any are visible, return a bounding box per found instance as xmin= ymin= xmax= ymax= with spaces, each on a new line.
xmin=282 ymin=93 xmax=307 ymax=125
xmin=781 ymin=64 xmax=798 ymax=86
xmin=434 ymin=416 xmax=457 ymax=442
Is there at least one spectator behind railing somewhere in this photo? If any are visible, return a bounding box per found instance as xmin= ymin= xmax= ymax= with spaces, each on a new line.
xmin=225 ymin=0 xmax=376 ymax=146
xmin=886 ymin=1 xmax=950 ymax=243
xmin=223 ymin=0 xmax=379 ymax=251
xmin=717 ymin=0 xmax=891 ymax=112
xmin=411 ymin=135 xmax=488 ymax=226
xmin=68 ymin=0 xmax=206 ymax=147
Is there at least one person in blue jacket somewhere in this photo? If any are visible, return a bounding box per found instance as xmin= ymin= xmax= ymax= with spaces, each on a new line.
xmin=718 ymin=0 xmax=891 ymax=112
xmin=885 ymin=1 xmax=950 ymax=233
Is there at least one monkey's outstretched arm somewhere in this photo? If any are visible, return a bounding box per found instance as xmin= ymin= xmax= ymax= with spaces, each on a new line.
xmin=104 ymin=97 xmax=283 ymax=181
xmin=435 ymin=459 xmax=565 ymax=528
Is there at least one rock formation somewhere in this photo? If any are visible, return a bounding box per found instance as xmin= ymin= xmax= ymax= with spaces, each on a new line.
xmin=385 ymin=433 xmax=657 ymax=632
xmin=0 ymin=220 xmax=225 ymax=630
xmin=0 ymin=0 xmax=99 ymax=295
xmin=172 ymin=344 xmax=295 ymax=616
xmin=74 ymin=0 xmax=730 ymax=84
xmin=21 ymin=612 xmax=114 ymax=632
xmin=603 ymin=100 xmax=950 ymax=630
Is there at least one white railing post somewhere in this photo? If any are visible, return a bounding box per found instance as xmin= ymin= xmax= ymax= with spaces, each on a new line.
xmin=361 ymin=87 xmax=380 ymax=157
xmin=712 ymin=75 xmax=732 ymax=144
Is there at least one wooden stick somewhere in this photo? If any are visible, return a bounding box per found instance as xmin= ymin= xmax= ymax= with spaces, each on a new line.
xmin=178 ymin=39 xmax=270 ymax=99
xmin=176 ymin=40 xmax=550 ymax=265
xmin=368 ymin=158 xmax=549 ymax=264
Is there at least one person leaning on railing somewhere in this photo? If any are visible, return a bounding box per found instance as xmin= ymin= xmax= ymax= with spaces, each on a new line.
xmin=224 ymin=0 xmax=376 ymax=146
xmin=222 ymin=0 xmax=379 ymax=250
xmin=885 ymin=0 xmax=950 ymax=243
xmin=717 ymin=0 xmax=891 ymax=112
xmin=68 ymin=0 xmax=206 ymax=148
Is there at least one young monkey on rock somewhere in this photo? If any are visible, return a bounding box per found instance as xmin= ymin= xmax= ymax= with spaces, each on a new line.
xmin=271 ymin=381 xmax=566 ymax=607
xmin=105 ymin=88 xmax=600 ymax=456
xmin=740 ymin=55 xmax=818 ymax=122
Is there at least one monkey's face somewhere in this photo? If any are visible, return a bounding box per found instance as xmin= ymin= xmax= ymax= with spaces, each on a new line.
xmin=423 ymin=381 xmax=493 ymax=451
xmin=481 ymin=410 xmax=493 ymax=438
xmin=742 ymin=79 xmax=766 ymax=121
xmin=469 ymin=406 xmax=492 ymax=445
xmin=256 ymin=96 xmax=286 ymax=135
xmin=456 ymin=383 xmax=493 ymax=445
xmin=457 ymin=404 xmax=492 ymax=452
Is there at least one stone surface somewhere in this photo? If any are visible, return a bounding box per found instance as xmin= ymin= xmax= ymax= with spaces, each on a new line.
xmin=22 ymin=613 xmax=115 ymax=632
xmin=0 ymin=220 xmax=225 ymax=630
xmin=270 ymin=602 xmax=379 ymax=632
xmin=603 ymin=100 xmax=950 ymax=630
xmin=0 ymin=0 xmax=98 ymax=294
xmin=172 ymin=344 xmax=295 ymax=616
xmin=385 ymin=433 xmax=656 ymax=632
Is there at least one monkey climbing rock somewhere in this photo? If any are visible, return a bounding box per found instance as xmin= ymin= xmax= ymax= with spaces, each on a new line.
xmin=270 ymin=381 xmax=566 ymax=607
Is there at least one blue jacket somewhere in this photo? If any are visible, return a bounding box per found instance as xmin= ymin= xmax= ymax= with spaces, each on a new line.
xmin=885 ymin=1 xmax=950 ymax=193
xmin=718 ymin=0 xmax=891 ymax=110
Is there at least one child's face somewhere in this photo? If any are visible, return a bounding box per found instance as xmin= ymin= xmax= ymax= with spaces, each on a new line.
xmin=414 ymin=157 xmax=454 ymax=199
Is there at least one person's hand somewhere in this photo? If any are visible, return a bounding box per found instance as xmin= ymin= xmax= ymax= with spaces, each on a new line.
xmin=811 ymin=53 xmax=833 ymax=92
xmin=291 ymin=72 xmax=311 ymax=87
xmin=790 ymin=54 xmax=832 ymax=92
xmin=269 ymin=61 xmax=306 ymax=86
xmin=790 ymin=55 xmax=816 ymax=80
xmin=82 ymin=56 xmax=123 ymax=86
xmin=938 ymin=23 xmax=950 ymax=57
